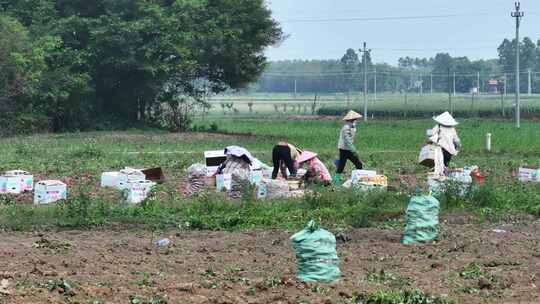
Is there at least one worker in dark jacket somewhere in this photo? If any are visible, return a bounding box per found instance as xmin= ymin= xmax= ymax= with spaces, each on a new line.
xmin=271 ymin=140 xmax=301 ymax=180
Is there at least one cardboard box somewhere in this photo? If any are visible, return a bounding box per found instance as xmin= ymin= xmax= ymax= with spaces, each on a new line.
xmin=125 ymin=180 xmax=156 ymax=204
xmin=287 ymin=180 xmax=302 ymax=190
xmin=250 ymin=170 xmax=263 ymax=185
xmin=428 ymin=176 xmax=469 ymax=197
xmin=0 ymin=175 xmax=22 ymax=194
xmin=361 ymin=175 xmax=388 ymax=187
xmin=418 ymin=145 xmax=438 ymax=167
xmin=216 ymin=174 xmax=232 ymax=192
xmin=256 ymin=183 xmax=268 ymax=200
xmin=204 ymin=150 xmax=227 ymax=177
xmin=5 ymin=170 xmax=33 ymax=191
xmin=141 ymin=167 xmax=165 ymax=184
xmin=117 ymin=168 xmax=146 ymax=190
xmin=101 ymin=172 xmax=120 ymax=188
xmin=34 ymin=180 xmax=67 ymax=204
xmin=448 ymin=171 xmax=473 ymax=184
xmin=351 ymin=170 xmax=377 ymax=183
xmin=518 ymin=168 xmax=540 ymax=182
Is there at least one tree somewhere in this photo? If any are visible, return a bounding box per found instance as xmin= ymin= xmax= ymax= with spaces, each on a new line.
xmin=341 ymin=48 xmax=359 ymax=66
xmin=0 ymin=15 xmax=35 ymax=101
xmin=498 ymin=37 xmax=538 ymax=92
xmin=521 ymin=37 xmax=537 ymax=70
xmin=498 ymin=37 xmax=537 ymax=72
xmin=536 ymin=39 xmax=540 ymax=72
xmin=2 ymin=0 xmax=283 ymax=132
xmin=340 ymin=48 xmax=359 ymax=95
xmin=398 ymin=57 xmax=414 ymax=68
xmin=0 ymin=15 xmax=50 ymax=134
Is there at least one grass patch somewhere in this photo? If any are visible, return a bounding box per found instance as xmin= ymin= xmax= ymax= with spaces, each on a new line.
xmin=0 ymin=119 xmax=539 ymax=231
xmin=353 ymin=289 xmax=456 ymax=304
xmin=366 ymin=269 xmax=412 ymax=289
xmin=0 ymin=179 xmax=537 ymax=231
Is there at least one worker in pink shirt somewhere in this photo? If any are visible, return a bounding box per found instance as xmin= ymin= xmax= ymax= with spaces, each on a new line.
xmin=297 ymin=151 xmax=332 ymax=185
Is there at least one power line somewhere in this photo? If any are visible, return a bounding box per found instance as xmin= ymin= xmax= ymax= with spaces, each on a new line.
xmin=282 ymin=13 xmax=492 ymax=23
xmin=372 ymin=46 xmax=495 ymax=52
xmin=262 ymin=71 xmax=531 ymax=77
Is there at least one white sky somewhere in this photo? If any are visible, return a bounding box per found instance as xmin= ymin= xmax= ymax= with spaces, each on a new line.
xmin=265 ymin=0 xmax=540 ymax=65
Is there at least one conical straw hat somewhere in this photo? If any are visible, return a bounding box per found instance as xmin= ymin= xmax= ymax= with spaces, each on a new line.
xmin=297 ymin=151 xmax=317 ymax=164
xmin=343 ymin=110 xmax=363 ymax=121
xmin=433 ymin=111 xmax=458 ymax=126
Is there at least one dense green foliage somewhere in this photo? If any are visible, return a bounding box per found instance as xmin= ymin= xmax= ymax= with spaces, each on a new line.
xmin=353 ymin=289 xmax=456 ymax=304
xmin=0 ymin=0 xmax=282 ymax=134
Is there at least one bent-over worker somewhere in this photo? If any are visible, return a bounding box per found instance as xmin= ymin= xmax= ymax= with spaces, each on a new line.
xmin=429 ymin=111 xmax=461 ymax=168
xmin=297 ymin=151 xmax=331 ymax=185
xmin=271 ymin=140 xmax=301 ymax=180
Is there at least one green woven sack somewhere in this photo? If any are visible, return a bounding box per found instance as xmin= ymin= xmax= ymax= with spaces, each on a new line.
xmin=290 ymin=220 xmax=340 ymax=283
xmin=402 ymin=195 xmax=440 ymax=245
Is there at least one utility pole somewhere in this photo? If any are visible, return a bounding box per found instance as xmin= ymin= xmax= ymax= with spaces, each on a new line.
xmin=430 ymin=73 xmax=433 ymax=94
xmin=360 ymin=42 xmax=370 ymax=122
xmin=512 ymin=2 xmax=524 ymax=129
xmin=504 ymin=73 xmax=507 ymax=96
xmin=477 ymin=71 xmax=481 ymax=94
xmin=448 ymin=68 xmax=452 ymax=114
xmin=453 ymin=72 xmax=456 ymax=96
xmin=528 ymin=69 xmax=532 ymax=96
xmin=374 ymin=68 xmax=377 ymax=100
xmin=420 ymin=74 xmax=423 ymax=95
xmin=294 ymin=79 xmax=297 ymax=99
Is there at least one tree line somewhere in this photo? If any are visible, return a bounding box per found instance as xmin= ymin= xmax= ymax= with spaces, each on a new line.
xmin=0 ymin=0 xmax=282 ymax=134
xmin=255 ymin=38 xmax=540 ymax=95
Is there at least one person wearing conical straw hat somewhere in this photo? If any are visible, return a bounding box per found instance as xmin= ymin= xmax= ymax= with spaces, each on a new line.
xmin=428 ymin=111 xmax=461 ymax=168
xmin=333 ymin=110 xmax=364 ymax=185
xmin=298 ymin=151 xmax=332 ymax=184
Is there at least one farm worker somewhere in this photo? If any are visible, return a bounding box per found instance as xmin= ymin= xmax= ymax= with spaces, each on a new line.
xmin=334 ymin=110 xmax=363 ymax=185
xmin=428 ymin=111 xmax=461 ymax=169
xmin=271 ymin=140 xmax=301 ymax=180
xmin=297 ymin=151 xmax=332 ymax=184
xmin=216 ymin=146 xmax=253 ymax=175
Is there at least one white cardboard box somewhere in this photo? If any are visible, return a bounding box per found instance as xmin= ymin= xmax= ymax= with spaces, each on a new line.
xmin=125 ymin=180 xmax=156 ymax=204
xmin=204 ymin=150 xmax=227 ymax=177
xmin=34 ymin=180 xmax=67 ymax=204
xmin=117 ymin=168 xmax=146 ymax=190
xmin=0 ymin=175 xmax=22 ymax=194
xmin=101 ymin=171 xmax=120 ymax=188
xmin=448 ymin=171 xmax=473 ymax=184
xmin=5 ymin=170 xmax=33 ymax=192
xmin=518 ymin=167 xmax=540 ymax=182
xmin=216 ymin=174 xmax=232 ymax=192
xmin=250 ymin=170 xmax=263 ymax=185
xmin=351 ymin=170 xmax=377 ymax=183
xmin=256 ymin=182 xmax=268 ymax=200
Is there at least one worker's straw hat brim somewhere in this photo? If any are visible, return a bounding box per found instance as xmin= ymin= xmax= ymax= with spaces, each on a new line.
xmin=433 ymin=111 xmax=459 ymax=127
xmin=298 ymin=151 xmax=318 ymax=163
xmin=343 ymin=110 xmax=363 ymax=121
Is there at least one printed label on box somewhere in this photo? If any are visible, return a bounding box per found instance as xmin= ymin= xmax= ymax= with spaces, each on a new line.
xmin=250 ymin=170 xmax=263 ymax=185
xmin=216 ymin=174 xmax=232 ymax=192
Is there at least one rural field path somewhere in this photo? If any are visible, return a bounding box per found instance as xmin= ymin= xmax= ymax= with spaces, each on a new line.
xmin=0 ymin=219 xmax=539 ymax=303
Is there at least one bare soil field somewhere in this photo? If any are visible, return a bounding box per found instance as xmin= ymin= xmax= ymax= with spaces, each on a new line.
xmin=1 ymin=219 xmax=539 ymax=304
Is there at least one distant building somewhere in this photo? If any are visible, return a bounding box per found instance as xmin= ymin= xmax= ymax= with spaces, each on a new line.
xmin=487 ymin=79 xmax=499 ymax=94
